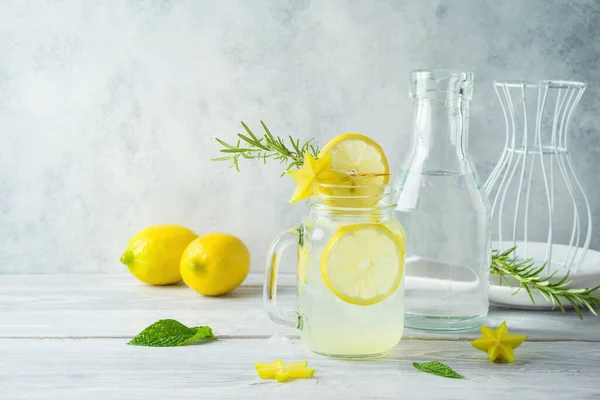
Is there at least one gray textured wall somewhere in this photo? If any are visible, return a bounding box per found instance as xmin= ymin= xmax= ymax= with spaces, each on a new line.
xmin=1 ymin=0 xmax=599 ymax=273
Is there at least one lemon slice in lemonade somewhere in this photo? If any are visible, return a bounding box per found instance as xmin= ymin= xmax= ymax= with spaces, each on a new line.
xmin=317 ymin=134 xmax=390 ymax=207
xmin=321 ymin=224 xmax=404 ymax=306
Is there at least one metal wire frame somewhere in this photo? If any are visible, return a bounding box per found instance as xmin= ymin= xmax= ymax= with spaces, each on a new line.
xmin=484 ymin=80 xmax=591 ymax=272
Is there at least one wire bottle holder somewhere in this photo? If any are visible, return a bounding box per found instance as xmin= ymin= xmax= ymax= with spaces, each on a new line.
xmin=485 ymin=80 xmax=592 ymax=273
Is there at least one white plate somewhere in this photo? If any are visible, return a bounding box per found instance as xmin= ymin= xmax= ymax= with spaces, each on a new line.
xmin=489 ymin=241 xmax=600 ymax=309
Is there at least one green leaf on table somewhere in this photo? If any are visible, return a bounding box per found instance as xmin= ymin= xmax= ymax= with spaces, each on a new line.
xmin=412 ymin=361 xmax=464 ymax=379
xmin=128 ymin=319 xmax=215 ymax=347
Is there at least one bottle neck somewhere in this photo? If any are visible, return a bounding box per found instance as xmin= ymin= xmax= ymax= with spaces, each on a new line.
xmin=407 ymin=98 xmax=470 ymax=173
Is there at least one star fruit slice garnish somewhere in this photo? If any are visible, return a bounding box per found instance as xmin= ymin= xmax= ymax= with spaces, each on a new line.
xmin=287 ymin=152 xmax=344 ymax=203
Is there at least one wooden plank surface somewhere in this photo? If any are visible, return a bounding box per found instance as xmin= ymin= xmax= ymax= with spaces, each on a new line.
xmin=0 ymin=274 xmax=598 ymax=341
xmin=1 ymin=338 xmax=599 ymax=400
xmin=1 ymin=273 xmax=600 ymax=399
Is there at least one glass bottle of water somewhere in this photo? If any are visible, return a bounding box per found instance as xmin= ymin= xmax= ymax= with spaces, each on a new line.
xmin=395 ymin=70 xmax=491 ymax=331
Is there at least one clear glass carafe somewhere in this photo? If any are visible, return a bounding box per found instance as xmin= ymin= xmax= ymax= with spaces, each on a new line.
xmin=264 ymin=183 xmax=405 ymax=358
xmin=394 ymin=70 xmax=491 ymax=331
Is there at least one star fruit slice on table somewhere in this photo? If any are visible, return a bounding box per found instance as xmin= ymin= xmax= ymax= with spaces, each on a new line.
xmin=286 ymin=152 xmax=343 ymax=203
xmin=471 ymin=321 xmax=528 ymax=363
xmin=255 ymin=360 xmax=315 ymax=382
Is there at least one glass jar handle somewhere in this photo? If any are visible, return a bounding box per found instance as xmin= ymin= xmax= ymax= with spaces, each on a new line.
xmin=263 ymin=228 xmax=300 ymax=329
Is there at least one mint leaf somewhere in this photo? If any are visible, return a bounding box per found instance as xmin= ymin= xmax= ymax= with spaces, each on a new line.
xmin=412 ymin=361 xmax=464 ymax=379
xmin=180 ymin=326 xmax=215 ymax=346
xmin=128 ymin=319 xmax=215 ymax=347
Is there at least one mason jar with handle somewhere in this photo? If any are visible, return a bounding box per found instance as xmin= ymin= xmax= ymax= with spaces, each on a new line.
xmin=264 ymin=183 xmax=405 ymax=358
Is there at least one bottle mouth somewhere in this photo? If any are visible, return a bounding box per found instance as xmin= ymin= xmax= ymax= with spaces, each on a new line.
xmin=410 ymin=69 xmax=474 ymax=101
xmin=411 ymin=69 xmax=474 ymax=81
xmin=308 ymin=183 xmax=398 ymax=211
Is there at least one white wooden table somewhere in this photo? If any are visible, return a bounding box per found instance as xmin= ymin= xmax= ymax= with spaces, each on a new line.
xmin=1 ymin=274 xmax=599 ymax=400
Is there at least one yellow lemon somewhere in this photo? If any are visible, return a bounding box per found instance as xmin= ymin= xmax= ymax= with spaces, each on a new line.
xmin=321 ymin=223 xmax=404 ymax=306
xmin=317 ymin=134 xmax=390 ymax=207
xmin=180 ymin=233 xmax=251 ymax=296
xmin=120 ymin=225 xmax=198 ymax=285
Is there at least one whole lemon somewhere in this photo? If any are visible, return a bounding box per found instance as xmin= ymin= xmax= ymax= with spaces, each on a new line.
xmin=120 ymin=225 xmax=198 ymax=285
xmin=180 ymin=233 xmax=251 ymax=296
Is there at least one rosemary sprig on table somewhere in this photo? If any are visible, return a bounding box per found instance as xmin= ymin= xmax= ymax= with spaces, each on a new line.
xmin=213 ymin=121 xmax=318 ymax=175
xmin=491 ymin=247 xmax=600 ymax=319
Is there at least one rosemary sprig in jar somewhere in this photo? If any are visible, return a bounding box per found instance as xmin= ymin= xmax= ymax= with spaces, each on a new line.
xmin=212 ymin=121 xmax=318 ymax=175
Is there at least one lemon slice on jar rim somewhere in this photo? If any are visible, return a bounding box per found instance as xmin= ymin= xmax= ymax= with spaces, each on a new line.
xmin=321 ymin=223 xmax=404 ymax=306
xmin=317 ymin=133 xmax=390 ymax=208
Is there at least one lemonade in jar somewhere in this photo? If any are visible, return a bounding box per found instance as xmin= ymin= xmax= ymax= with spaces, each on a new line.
xmin=264 ymin=134 xmax=405 ymax=358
